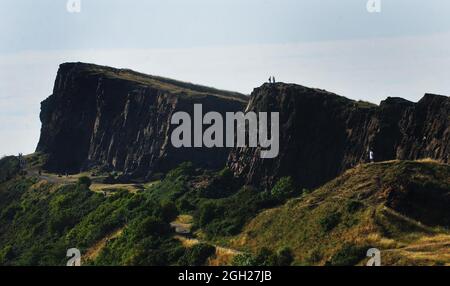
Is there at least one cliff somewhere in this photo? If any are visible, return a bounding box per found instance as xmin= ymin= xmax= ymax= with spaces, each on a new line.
xmin=36 ymin=64 xmax=449 ymax=187
xmin=227 ymin=83 xmax=450 ymax=190
xmin=36 ymin=62 xmax=247 ymax=178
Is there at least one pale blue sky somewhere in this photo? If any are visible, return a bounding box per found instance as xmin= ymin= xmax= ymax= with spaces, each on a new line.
xmin=1 ymin=0 xmax=450 ymax=155
xmin=1 ymin=0 xmax=450 ymax=52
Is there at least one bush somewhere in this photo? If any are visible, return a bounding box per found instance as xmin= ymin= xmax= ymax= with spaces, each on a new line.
xmin=179 ymin=243 xmax=216 ymax=266
xmin=346 ymin=200 xmax=363 ymax=213
xmin=77 ymin=176 xmax=92 ymax=188
xmin=232 ymin=253 xmax=256 ymax=266
xmin=270 ymin=177 xmax=297 ymax=202
xmin=198 ymin=203 xmax=217 ymax=227
xmin=276 ymin=247 xmax=294 ymax=266
xmin=0 ymin=156 xmax=20 ymax=183
xmin=329 ymin=243 xmax=366 ymax=266
xmin=319 ymin=212 xmax=341 ymax=232
xmin=0 ymin=245 xmax=14 ymax=265
xmin=160 ymin=202 xmax=178 ymax=223
xmin=254 ymin=247 xmax=277 ymax=266
xmin=130 ymin=217 xmax=170 ymax=241
xmin=199 ymin=168 xmax=236 ymax=199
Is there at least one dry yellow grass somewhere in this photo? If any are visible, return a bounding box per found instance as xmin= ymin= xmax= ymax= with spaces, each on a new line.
xmin=173 ymin=233 xmax=242 ymax=266
xmin=90 ymin=183 xmax=141 ymax=194
xmin=83 ymin=227 xmax=124 ymax=261
xmin=382 ymin=234 xmax=450 ymax=265
xmin=208 ymin=246 xmax=241 ymax=266
xmin=416 ymin=158 xmax=441 ymax=163
xmin=174 ymin=235 xmax=200 ymax=248
xmin=176 ymin=215 xmax=193 ymax=224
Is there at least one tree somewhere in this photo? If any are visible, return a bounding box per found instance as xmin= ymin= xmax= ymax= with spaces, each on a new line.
xmin=276 ymin=247 xmax=294 ymax=266
xmin=179 ymin=243 xmax=216 ymax=266
xmin=77 ymin=176 xmax=92 ymax=188
xmin=198 ymin=203 xmax=216 ymax=227
xmin=271 ymin=177 xmax=296 ymax=202
xmin=160 ymin=201 xmax=178 ymax=222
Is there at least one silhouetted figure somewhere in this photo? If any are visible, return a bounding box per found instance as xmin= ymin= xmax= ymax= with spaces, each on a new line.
xmin=268 ymin=77 xmax=272 ymax=84
xmin=369 ymin=150 xmax=374 ymax=163
xmin=272 ymin=76 xmax=276 ymax=83
xmin=18 ymin=153 xmax=25 ymax=169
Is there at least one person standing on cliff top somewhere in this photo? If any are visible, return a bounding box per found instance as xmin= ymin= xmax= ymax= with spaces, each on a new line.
xmin=272 ymin=76 xmax=276 ymax=83
xmin=268 ymin=77 xmax=272 ymax=84
xmin=369 ymin=150 xmax=375 ymax=163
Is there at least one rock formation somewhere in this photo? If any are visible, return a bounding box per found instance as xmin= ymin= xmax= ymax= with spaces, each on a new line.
xmin=227 ymin=83 xmax=449 ymax=190
xmin=36 ymin=62 xmax=247 ymax=179
xmin=36 ymin=63 xmax=449 ymax=188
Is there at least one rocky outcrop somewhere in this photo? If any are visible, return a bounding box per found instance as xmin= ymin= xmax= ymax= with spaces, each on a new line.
xmin=36 ymin=63 xmax=448 ymax=188
xmin=227 ymin=83 xmax=449 ymax=190
xmin=36 ymin=62 xmax=247 ymax=179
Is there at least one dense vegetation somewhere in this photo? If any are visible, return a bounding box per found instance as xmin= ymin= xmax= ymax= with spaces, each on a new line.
xmin=0 ymin=158 xmax=213 ymax=265
xmin=235 ymin=160 xmax=450 ymax=266
xmin=0 ymin=156 xmax=20 ymax=183
xmin=1 ymin=155 xmax=448 ymax=266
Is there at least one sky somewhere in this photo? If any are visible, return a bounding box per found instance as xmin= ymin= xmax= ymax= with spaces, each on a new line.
xmin=1 ymin=0 xmax=450 ymax=156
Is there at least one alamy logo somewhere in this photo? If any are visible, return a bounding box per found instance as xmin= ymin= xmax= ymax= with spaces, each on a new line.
xmin=366 ymin=0 xmax=381 ymax=13
xmin=366 ymin=248 xmax=381 ymax=266
xmin=66 ymin=0 xmax=81 ymax=13
xmin=170 ymin=104 xmax=279 ymax=158
xmin=66 ymin=248 xmax=81 ymax=266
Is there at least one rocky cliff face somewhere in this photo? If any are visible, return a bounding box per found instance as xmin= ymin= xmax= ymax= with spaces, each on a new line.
xmin=37 ymin=64 xmax=448 ymax=188
xmin=227 ymin=83 xmax=449 ymax=190
xmin=36 ymin=62 xmax=247 ymax=178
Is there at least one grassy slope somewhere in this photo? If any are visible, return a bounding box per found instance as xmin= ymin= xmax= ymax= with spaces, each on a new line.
xmin=67 ymin=62 xmax=248 ymax=102
xmin=233 ymin=160 xmax=450 ymax=266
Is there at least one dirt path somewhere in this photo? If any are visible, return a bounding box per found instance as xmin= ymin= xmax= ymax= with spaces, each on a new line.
xmin=170 ymin=215 xmax=242 ymax=265
xmin=27 ymin=169 xmax=143 ymax=194
xmin=27 ymin=169 xmax=73 ymax=184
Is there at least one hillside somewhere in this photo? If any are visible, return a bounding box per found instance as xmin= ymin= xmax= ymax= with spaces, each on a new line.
xmin=0 ymin=153 xmax=449 ymax=266
xmin=233 ymin=160 xmax=450 ymax=266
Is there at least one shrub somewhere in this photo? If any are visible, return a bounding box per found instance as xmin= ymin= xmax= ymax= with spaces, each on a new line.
xmin=346 ymin=200 xmax=363 ymax=213
xmin=198 ymin=203 xmax=217 ymax=227
xmin=329 ymin=243 xmax=366 ymax=266
xmin=130 ymin=217 xmax=170 ymax=241
xmin=270 ymin=177 xmax=296 ymax=202
xmin=77 ymin=176 xmax=92 ymax=188
xmin=254 ymin=247 xmax=277 ymax=266
xmin=276 ymin=247 xmax=294 ymax=266
xmin=179 ymin=243 xmax=216 ymax=266
xmin=319 ymin=212 xmax=341 ymax=232
xmin=0 ymin=245 xmax=14 ymax=265
xmin=199 ymin=168 xmax=235 ymax=199
xmin=0 ymin=156 xmax=20 ymax=183
xmin=231 ymin=253 xmax=256 ymax=266
xmin=160 ymin=202 xmax=178 ymax=222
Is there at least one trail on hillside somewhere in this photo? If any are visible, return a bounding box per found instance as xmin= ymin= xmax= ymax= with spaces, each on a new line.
xmin=170 ymin=215 xmax=242 ymax=265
